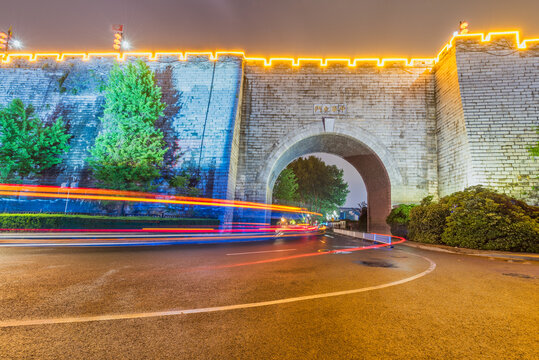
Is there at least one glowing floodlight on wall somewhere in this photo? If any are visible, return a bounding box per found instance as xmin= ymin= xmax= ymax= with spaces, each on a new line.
xmin=10 ymin=39 xmax=22 ymax=49
xmin=459 ymin=21 xmax=469 ymax=35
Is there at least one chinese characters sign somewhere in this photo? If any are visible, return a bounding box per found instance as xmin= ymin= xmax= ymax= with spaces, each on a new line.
xmin=313 ymin=104 xmax=346 ymax=115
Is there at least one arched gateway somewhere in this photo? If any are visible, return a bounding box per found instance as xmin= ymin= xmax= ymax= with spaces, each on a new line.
xmin=260 ymin=127 xmax=399 ymax=233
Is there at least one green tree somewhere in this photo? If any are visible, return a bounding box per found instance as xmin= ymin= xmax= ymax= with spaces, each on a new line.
xmin=88 ymin=60 xmax=167 ymax=192
xmin=272 ymin=168 xmax=299 ymax=204
xmin=168 ymin=166 xmax=202 ymax=197
xmin=0 ymin=98 xmax=71 ymax=181
xmin=287 ymin=156 xmax=349 ymax=217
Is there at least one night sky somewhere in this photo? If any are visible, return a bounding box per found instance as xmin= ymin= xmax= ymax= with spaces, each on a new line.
xmin=2 ymin=0 xmax=538 ymax=56
xmin=2 ymin=0 xmax=538 ymax=207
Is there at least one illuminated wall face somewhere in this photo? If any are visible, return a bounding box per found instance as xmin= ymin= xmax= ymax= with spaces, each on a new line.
xmin=235 ymin=59 xmax=437 ymax=217
xmin=0 ymin=55 xmax=244 ymax=214
xmin=454 ymin=42 xmax=539 ymax=204
xmin=433 ymin=32 xmax=539 ymax=205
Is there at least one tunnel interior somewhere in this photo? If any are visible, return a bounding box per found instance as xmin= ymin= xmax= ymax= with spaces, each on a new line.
xmin=267 ymin=134 xmax=391 ymax=233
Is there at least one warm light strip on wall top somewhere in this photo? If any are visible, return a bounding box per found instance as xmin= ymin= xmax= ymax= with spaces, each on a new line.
xmin=0 ymin=31 xmax=537 ymax=67
xmin=434 ymin=30 xmax=539 ymax=62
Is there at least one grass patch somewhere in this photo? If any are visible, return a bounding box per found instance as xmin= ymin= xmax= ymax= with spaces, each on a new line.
xmin=0 ymin=213 xmax=218 ymax=230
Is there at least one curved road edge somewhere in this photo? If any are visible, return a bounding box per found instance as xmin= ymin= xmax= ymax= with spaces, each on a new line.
xmin=0 ymin=253 xmax=436 ymax=328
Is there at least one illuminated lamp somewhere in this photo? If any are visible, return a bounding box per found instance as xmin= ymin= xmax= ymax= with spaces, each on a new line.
xmin=459 ymin=21 xmax=469 ymax=35
xmin=0 ymin=28 xmax=11 ymax=52
xmin=113 ymin=33 xmax=122 ymax=51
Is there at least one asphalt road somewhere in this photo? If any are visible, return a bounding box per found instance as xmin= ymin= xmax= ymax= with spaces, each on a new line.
xmin=0 ymin=233 xmax=537 ymax=359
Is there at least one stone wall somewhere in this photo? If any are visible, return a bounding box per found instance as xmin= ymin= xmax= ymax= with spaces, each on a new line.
xmin=434 ymin=34 xmax=539 ymax=205
xmin=0 ymin=31 xmax=537 ymax=221
xmin=236 ymin=62 xmax=438 ymax=206
xmin=434 ymin=46 xmax=473 ymax=197
xmin=456 ymin=35 xmax=538 ymax=204
xmin=0 ymin=55 xmax=244 ymax=214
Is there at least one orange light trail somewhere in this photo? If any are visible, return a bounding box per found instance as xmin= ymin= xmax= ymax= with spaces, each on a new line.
xmin=0 ymin=184 xmax=322 ymax=216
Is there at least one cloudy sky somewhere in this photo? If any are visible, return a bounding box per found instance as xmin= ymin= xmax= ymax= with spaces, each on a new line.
xmin=2 ymin=0 xmax=537 ymax=207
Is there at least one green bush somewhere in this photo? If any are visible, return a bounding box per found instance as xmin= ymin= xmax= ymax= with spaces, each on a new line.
xmin=409 ymin=201 xmax=450 ymax=244
xmin=407 ymin=186 xmax=539 ymax=252
xmin=441 ymin=187 xmax=538 ymax=252
xmin=0 ymin=214 xmax=218 ymax=230
xmin=386 ymin=204 xmax=416 ymax=238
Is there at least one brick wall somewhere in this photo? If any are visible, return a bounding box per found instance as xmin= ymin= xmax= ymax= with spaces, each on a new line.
xmin=434 ymin=34 xmax=539 ymax=205
xmin=0 ymin=34 xmax=537 ymax=218
xmin=456 ymin=36 xmax=539 ymax=204
xmin=0 ymin=55 xmax=244 ymax=214
xmin=236 ymin=62 xmax=438 ymax=206
xmin=434 ymin=46 xmax=473 ymax=197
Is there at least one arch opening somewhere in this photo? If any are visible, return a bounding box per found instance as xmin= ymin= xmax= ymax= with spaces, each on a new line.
xmin=266 ymin=133 xmax=392 ymax=233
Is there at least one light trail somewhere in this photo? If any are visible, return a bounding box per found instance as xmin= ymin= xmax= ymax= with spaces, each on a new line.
xmin=0 ymin=184 xmax=322 ymax=215
xmin=226 ymin=249 xmax=297 ymax=256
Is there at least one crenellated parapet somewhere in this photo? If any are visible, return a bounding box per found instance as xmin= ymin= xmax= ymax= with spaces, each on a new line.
xmin=435 ymin=31 xmax=539 ymax=62
xmin=1 ymin=30 xmax=537 ymax=70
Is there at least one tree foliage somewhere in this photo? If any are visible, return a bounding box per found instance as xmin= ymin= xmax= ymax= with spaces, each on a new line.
xmin=0 ymin=98 xmax=71 ymax=180
xmin=285 ymin=156 xmax=349 ymax=216
xmin=272 ymin=168 xmax=299 ymax=204
xmin=168 ymin=166 xmax=202 ymax=197
xmin=386 ymin=204 xmax=416 ymax=226
xmin=88 ymin=60 xmax=167 ymax=191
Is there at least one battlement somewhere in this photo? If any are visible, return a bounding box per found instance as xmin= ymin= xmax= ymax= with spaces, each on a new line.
xmin=0 ymin=30 xmax=536 ymax=69
xmin=435 ymin=31 xmax=539 ymax=62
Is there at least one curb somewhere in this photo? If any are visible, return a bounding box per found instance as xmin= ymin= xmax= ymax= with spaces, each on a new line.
xmin=400 ymin=241 xmax=539 ymax=262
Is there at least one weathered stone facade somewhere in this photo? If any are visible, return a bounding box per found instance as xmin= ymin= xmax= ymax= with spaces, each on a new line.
xmin=236 ymin=62 xmax=436 ymax=231
xmin=0 ymin=32 xmax=537 ymax=229
xmin=0 ymin=55 xmax=244 ymax=217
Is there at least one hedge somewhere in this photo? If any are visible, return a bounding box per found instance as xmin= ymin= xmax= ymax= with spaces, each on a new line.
xmin=386 ymin=204 xmax=416 ymax=238
xmin=407 ymin=186 xmax=538 ymax=253
xmin=0 ymin=213 xmax=219 ymax=230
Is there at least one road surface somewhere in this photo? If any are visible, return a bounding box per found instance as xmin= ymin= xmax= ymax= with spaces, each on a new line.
xmin=0 ymin=232 xmax=537 ymax=359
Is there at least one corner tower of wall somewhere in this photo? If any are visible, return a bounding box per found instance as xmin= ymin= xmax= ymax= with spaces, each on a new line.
xmin=453 ymin=34 xmax=539 ymax=204
xmin=433 ymin=46 xmax=473 ymax=197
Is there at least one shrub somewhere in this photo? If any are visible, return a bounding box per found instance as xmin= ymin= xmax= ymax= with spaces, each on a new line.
xmin=386 ymin=204 xmax=416 ymax=238
xmin=408 ymin=201 xmax=450 ymax=244
xmin=441 ymin=187 xmax=538 ymax=252
xmin=0 ymin=214 xmax=218 ymax=230
xmin=407 ymin=186 xmax=539 ymax=252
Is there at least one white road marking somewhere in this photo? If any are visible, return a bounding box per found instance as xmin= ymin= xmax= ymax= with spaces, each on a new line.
xmin=226 ymin=249 xmax=297 ymax=256
xmin=324 ymin=235 xmax=334 ymax=238
xmin=0 ymin=254 xmax=436 ymax=328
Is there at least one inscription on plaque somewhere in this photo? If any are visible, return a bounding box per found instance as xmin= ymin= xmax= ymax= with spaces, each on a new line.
xmin=314 ymin=104 xmax=346 ymax=115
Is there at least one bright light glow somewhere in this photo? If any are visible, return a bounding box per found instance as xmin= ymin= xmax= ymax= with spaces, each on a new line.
xmin=11 ymin=40 xmax=23 ymax=49
xmin=121 ymin=40 xmax=131 ymax=50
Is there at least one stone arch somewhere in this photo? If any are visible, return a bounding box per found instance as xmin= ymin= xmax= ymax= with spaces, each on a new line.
xmin=259 ymin=122 xmax=402 ymax=233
